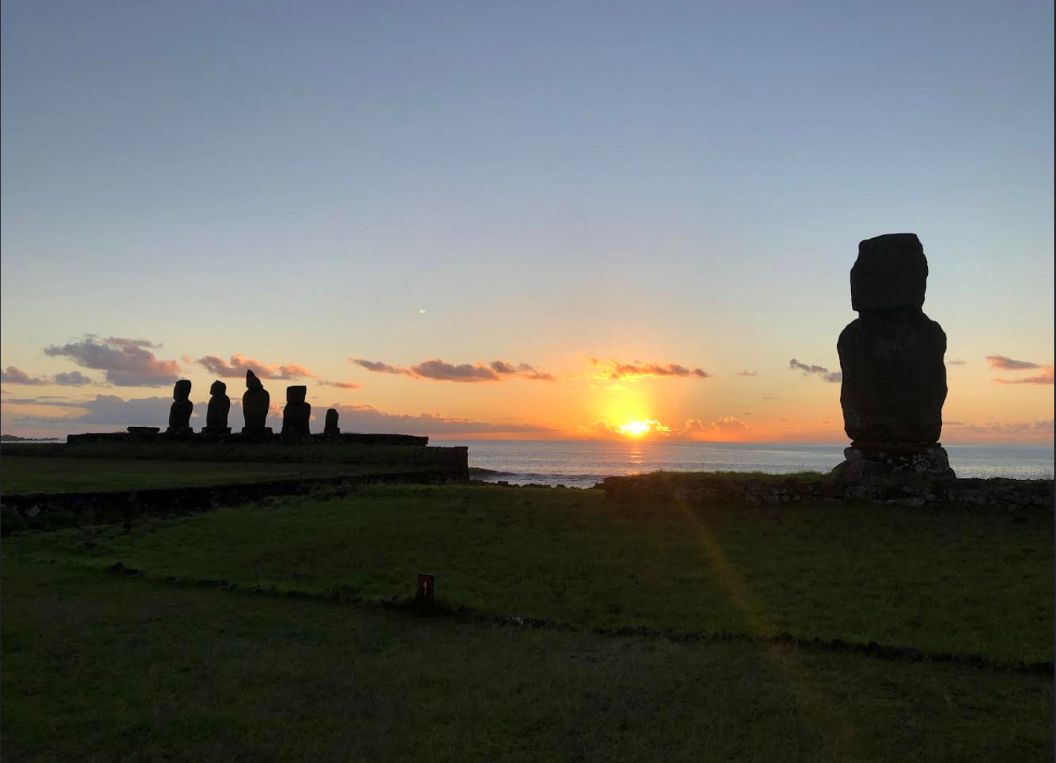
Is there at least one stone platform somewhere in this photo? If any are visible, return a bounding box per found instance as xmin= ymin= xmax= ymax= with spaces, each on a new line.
xmin=830 ymin=443 xmax=956 ymax=483
xmin=66 ymin=430 xmax=430 ymax=448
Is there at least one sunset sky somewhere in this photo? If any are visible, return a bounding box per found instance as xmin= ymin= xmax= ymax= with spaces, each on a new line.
xmin=2 ymin=1 xmax=1052 ymax=442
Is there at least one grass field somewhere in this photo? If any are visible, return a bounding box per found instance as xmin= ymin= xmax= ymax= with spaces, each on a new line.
xmin=3 ymin=558 xmax=1050 ymax=763
xmin=3 ymin=482 xmax=1052 ymax=761
xmin=8 ymin=485 xmax=1049 ymax=663
xmin=0 ymin=456 xmax=405 ymax=494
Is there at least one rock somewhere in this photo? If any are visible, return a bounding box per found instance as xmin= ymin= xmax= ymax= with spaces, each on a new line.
xmin=834 ymin=233 xmax=952 ymax=483
xmin=324 ymin=408 xmax=340 ymax=436
xmin=204 ymin=380 xmax=231 ymax=434
xmin=166 ymin=380 xmax=193 ymax=432
xmin=242 ymin=370 xmax=271 ymax=432
xmin=281 ymin=385 xmax=311 ymax=438
xmin=850 ymin=233 xmax=928 ymax=312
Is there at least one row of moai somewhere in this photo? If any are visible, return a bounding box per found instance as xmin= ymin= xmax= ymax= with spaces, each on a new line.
xmin=167 ymin=370 xmax=341 ymax=439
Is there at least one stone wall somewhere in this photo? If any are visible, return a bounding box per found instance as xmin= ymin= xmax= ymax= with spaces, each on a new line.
xmin=1 ymin=466 xmax=469 ymax=535
xmin=603 ymin=472 xmax=1053 ymax=509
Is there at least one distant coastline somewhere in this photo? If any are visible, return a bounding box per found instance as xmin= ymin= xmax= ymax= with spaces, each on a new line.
xmin=0 ymin=434 xmax=62 ymax=443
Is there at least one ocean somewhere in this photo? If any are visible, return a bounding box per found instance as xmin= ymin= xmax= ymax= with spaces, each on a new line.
xmin=435 ymin=440 xmax=1056 ymax=489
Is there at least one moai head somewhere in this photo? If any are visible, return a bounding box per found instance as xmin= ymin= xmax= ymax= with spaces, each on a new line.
xmin=850 ymin=233 xmax=928 ymax=313
xmin=173 ymin=379 xmax=192 ymax=402
xmin=210 ymin=380 xmax=227 ymax=397
xmin=287 ymin=385 xmax=307 ymax=404
xmin=246 ymin=370 xmax=263 ymax=391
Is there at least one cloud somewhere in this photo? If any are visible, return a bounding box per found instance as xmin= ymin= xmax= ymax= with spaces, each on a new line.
xmin=710 ymin=416 xmax=751 ymax=435
xmin=984 ymin=355 xmax=1053 ymax=385
xmin=591 ymin=359 xmax=711 ymax=381
xmin=319 ymin=380 xmax=362 ymax=390
xmin=2 ymin=366 xmax=47 ymax=385
xmin=994 ymin=367 xmax=1054 ymax=386
xmin=587 ymin=419 xmax=671 ymax=437
xmin=488 ymin=361 xmax=555 ymax=382
xmin=71 ymin=395 xmax=180 ymax=425
xmin=4 ymin=394 xmax=253 ymax=432
xmin=944 ymin=419 xmax=1054 ymax=438
xmin=412 ymin=359 xmax=501 ymax=383
xmin=947 ymin=359 xmax=967 ymax=366
xmin=736 ymin=370 xmax=758 ymax=377
xmin=789 ymin=358 xmax=841 ymax=383
xmin=583 ymin=415 xmax=750 ymax=441
xmin=2 ymin=367 xmax=96 ymax=387
xmin=2 ymin=396 xmax=87 ymax=407
xmin=350 ymin=359 xmax=413 ymax=375
xmin=986 ymin=355 xmax=1042 ymax=371
xmin=53 ymin=371 xmax=95 ymax=386
xmin=351 ymin=357 xmax=554 ymax=383
xmin=44 ymin=337 xmax=180 ymax=386
xmin=196 ymin=354 xmax=314 ymax=380
xmin=104 ymin=337 xmax=161 ymax=349
xmin=680 ymin=416 xmax=751 ymax=439
xmin=3 ymin=394 xmax=178 ymax=428
xmin=327 ymin=403 xmax=554 ymax=435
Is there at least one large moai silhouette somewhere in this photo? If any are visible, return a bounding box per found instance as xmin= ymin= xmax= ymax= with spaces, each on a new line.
xmin=166 ymin=379 xmax=193 ymax=434
xmin=833 ymin=233 xmax=954 ymax=481
xmin=203 ymin=380 xmax=231 ymax=435
xmin=242 ymin=370 xmax=272 ymax=434
xmin=281 ymin=385 xmax=311 ymax=440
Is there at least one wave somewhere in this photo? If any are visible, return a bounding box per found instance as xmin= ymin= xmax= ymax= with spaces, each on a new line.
xmin=473 ymin=471 xmax=612 ymax=488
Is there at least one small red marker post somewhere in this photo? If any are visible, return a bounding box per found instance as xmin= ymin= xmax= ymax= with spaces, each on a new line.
xmin=416 ymin=572 xmax=435 ymax=607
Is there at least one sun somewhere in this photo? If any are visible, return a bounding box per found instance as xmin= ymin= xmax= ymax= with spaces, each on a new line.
xmin=618 ymin=420 xmax=652 ymax=438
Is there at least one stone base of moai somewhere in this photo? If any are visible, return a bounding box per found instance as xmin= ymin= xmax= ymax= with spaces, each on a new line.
xmin=200 ymin=426 xmax=232 ymax=440
xmin=163 ymin=426 xmax=195 ymax=440
xmin=831 ymin=443 xmax=955 ymax=484
xmin=126 ymin=426 xmax=160 ymax=443
xmin=240 ymin=427 xmax=274 ymax=442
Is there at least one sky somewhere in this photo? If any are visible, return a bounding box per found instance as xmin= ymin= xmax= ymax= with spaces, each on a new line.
xmin=1 ymin=1 xmax=1052 ymax=442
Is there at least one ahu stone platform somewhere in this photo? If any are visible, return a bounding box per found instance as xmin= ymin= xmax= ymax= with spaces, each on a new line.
xmin=603 ymin=472 xmax=1053 ymax=510
xmin=67 ymin=430 xmax=430 ymax=447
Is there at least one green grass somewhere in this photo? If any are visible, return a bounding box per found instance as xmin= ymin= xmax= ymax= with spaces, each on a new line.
xmin=0 ymin=456 xmax=411 ymax=495
xmin=2 ymin=558 xmax=1050 ymax=763
xmin=7 ymin=484 xmax=1050 ymax=664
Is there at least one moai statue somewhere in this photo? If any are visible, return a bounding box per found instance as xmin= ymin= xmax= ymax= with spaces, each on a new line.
xmin=281 ymin=385 xmax=311 ymax=439
xmin=833 ymin=233 xmax=954 ymax=481
xmin=203 ymin=380 xmax=231 ymax=435
xmin=323 ymin=408 xmax=340 ymax=436
xmin=166 ymin=379 xmax=193 ymax=434
xmin=242 ymin=370 xmax=272 ymax=435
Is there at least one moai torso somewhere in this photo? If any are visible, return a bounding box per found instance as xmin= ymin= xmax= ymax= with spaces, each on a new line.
xmin=282 ymin=385 xmax=311 ymax=435
xmin=168 ymin=379 xmax=193 ymax=430
xmin=242 ymin=370 xmax=271 ymax=429
xmin=324 ymin=408 xmax=340 ymax=435
xmin=837 ymin=233 xmax=948 ymax=446
xmin=206 ymin=380 xmax=231 ymax=430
